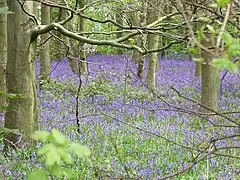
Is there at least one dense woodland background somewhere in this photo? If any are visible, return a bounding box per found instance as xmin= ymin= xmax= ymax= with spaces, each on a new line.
xmin=0 ymin=0 xmax=240 ymax=179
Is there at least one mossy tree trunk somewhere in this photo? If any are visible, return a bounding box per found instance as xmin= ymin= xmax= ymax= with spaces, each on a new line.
xmin=4 ymin=0 xmax=38 ymax=149
xmin=195 ymin=61 xmax=202 ymax=77
xmin=40 ymin=4 xmax=51 ymax=79
xmin=115 ymin=9 xmax=123 ymax=55
xmin=0 ymin=0 xmax=7 ymax=111
xmin=32 ymin=1 xmax=39 ymax=131
xmin=54 ymin=1 xmax=69 ymax=60
xmin=129 ymin=0 xmax=147 ymax=79
xmin=137 ymin=0 xmax=147 ymax=79
xmin=201 ymin=38 xmax=219 ymax=111
xmin=78 ymin=0 xmax=87 ymax=74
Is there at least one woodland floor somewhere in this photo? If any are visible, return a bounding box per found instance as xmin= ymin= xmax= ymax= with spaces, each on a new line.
xmin=1 ymin=55 xmax=240 ymax=179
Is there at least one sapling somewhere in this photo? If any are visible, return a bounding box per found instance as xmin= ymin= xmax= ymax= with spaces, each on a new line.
xmin=27 ymin=129 xmax=90 ymax=180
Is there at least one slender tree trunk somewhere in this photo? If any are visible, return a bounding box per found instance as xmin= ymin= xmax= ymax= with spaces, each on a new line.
xmin=68 ymin=39 xmax=78 ymax=74
xmin=0 ymin=0 xmax=7 ymax=111
xmin=32 ymin=1 xmax=39 ymax=131
xmin=4 ymin=0 xmax=37 ymax=149
xmin=146 ymin=0 xmax=160 ymax=89
xmin=129 ymin=11 xmax=140 ymax=64
xmin=78 ymin=0 xmax=87 ymax=74
xmin=137 ymin=0 xmax=147 ymax=79
xmin=116 ymin=9 xmax=123 ymax=55
xmin=147 ymin=34 xmax=159 ymax=89
xmin=54 ymin=1 xmax=69 ymax=60
xmin=40 ymin=4 xmax=51 ymax=79
xmin=201 ymin=38 xmax=219 ymax=111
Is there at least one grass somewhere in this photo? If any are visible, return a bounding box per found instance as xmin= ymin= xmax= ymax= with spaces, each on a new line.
xmin=0 ymin=55 xmax=240 ymax=179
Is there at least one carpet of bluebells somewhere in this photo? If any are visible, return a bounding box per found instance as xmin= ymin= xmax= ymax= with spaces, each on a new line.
xmin=1 ymin=55 xmax=240 ymax=179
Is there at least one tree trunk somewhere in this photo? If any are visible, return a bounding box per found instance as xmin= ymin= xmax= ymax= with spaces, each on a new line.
xmin=68 ymin=38 xmax=78 ymax=74
xmin=146 ymin=0 xmax=160 ymax=89
xmin=201 ymin=38 xmax=219 ymax=111
xmin=137 ymin=0 xmax=147 ymax=79
xmin=129 ymin=11 xmax=140 ymax=64
xmin=40 ymin=4 xmax=51 ymax=79
xmin=116 ymin=10 xmax=123 ymax=55
xmin=32 ymin=1 xmax=39 ymax=132
xmin=78 ymin=0 xmax=87 ymax=74
xmin=147 ymin=34 xmax=159 ymax=89
xmin=4 ymin=0 xmax=37 ymax=149
xmin=54 ymin=1 xmax=69 ymax=60
xmin=195 ymin=61 xmax=202 ymax=77
xmin=0 ymin=0 xmax=7 ymax=111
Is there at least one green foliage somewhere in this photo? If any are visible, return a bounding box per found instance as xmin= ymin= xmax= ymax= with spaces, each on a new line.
xmin=210 ymin=31 xmax=240 ymax=72
xmin=81 ymin=73 xmax=119 ymax=102
xmin=0 ymin=127 xmax=19 ymax=139
xmin=0 ymin=6 xmax=14 ymax=14
xmin=211 ymin=57 xmax=238 ymax=73
xmin=0 ymin=90 xmax=23 ymax=99
xmin=0 ymin=90 xmax=24 ymax=111
xmin=192 ymin=23 xmax=239 ymax=73
xmin=216 ymin=0 xmax=231 ymax=8
xmin=27 ymin=129 xmax=90 ymax=179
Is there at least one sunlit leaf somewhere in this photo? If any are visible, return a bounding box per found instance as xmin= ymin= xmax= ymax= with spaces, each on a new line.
xmin=211 ymin=57 xmax=239 ymax=72
xmin=27 ymin=169 xmax=47 ymax=180
xmin=33 ymin=131 xmax=50 ymax=141
xmin=69 ymin=143 xmax=91 ymax=157
xmin=216 ymin=0 xmax=231 ymax=8
xmin=222 ymin=31 xmax=233 ymax=47
xmin=206 ymin=25 xmax=216 ymax=35
xmin=46 ymin=147 xmax=61 ymax=166
xmin=57 ymin=148 xmax=73 ymax=164
xmin=50 ymin=129 xmax=68 ymax=146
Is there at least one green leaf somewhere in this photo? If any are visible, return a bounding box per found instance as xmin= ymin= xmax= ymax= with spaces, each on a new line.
xmin=33 ymin=131 xmax=50 ymax=141
xmin=206 ymin=25 xmax=216 ymax=35
xmin=57 ymin=148 xmax=73 ymax=164
xmin=46 ymin=146 xmax=61 ymax=166
xmin=211 ymin=57 xmax=239 ymax=72
xmin=188 ymin=47 xmax=200 ymax=56
xmin=27 ymin=169 xmax=47 ymax=180
xmin=198 ymin=26 xmax=207 ymax=41
xmin=50 ymin=165 xmax=62 ymax=177
xmin=69 ymin=143 xmax=91 ymax=157
xmin=49 ymin=129 xmax=68 ymax=146
xmin=227 ymin=43 xmax=240 ymax=57
xmin=216 ymin=0 xmax=231 ymax=8
xmin=222 ymin=31 xmax=233 ymax=47
xmin=128 ymin=38 xmax=135 ymax=45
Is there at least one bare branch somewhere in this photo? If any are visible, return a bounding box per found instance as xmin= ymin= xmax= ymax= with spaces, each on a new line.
xmin=215 ymin=3 xmax=232 ymax=52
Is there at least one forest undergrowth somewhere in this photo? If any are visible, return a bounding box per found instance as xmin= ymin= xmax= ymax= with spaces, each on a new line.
xmin=1 ymin=55 xmax=240 ymax=179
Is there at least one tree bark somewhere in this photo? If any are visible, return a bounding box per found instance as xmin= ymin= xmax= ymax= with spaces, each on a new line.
xmin=116 ymin=9 xmax=123 ymax=55
xmin=195 ymin=61 xmax=202 ymax=77
xmin=32 ymin=1 xmax=39 ymax=132
xmin=78 ymin=0 xmax=87 ymax=74
xmin=0 ymin=0 xmax=7 ymax=111
xmin=4 ymin=0 xmax=38 ymax=149
xmin=201 ymin=38 xmax=219 ymax=112
xmin=40 ymin=4 xmax=51 ymax=79
xmin=146 ymin=0 xmax=160 ymax=89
